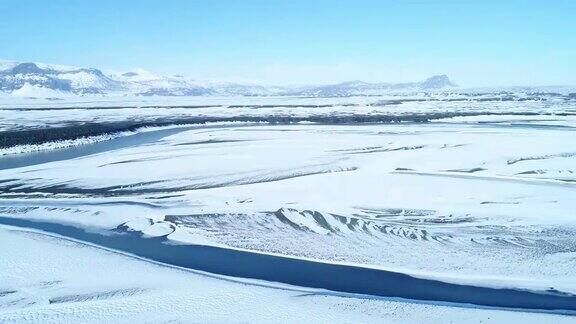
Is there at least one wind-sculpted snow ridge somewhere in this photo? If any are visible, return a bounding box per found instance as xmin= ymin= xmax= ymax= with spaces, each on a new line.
xmin=149 ymin=205 xmax=576 ymax=268
xmin=0 ymin=164 xmax=358 ymax=196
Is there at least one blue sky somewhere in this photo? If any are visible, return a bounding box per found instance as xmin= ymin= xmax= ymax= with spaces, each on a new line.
xmin=1 ymin=0 xmax=575 ymax=86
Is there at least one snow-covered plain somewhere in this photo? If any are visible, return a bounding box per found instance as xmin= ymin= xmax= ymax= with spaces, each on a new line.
xmin=1 ymin=95 xmax=576 ymax=322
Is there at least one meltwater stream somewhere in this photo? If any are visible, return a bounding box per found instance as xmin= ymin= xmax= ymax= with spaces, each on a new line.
xmin=0 ymin=217 xmax=575 ymax=314
xmin=0 ymin=126 xmax=195 ymax=170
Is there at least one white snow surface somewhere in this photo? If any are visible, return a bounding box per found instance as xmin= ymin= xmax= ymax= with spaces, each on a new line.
xmin=9 ymin=83 xmax=70 ymax=98
xmin=2 ymin=121 xmax=576 ymax=289
xmin=1 ymin=94 xmax=576 ymax=322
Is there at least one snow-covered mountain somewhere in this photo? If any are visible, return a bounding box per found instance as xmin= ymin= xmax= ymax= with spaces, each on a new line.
xmin=0 ymin=62 xmax=123 ymax=95
xmin=0 ymin=60 xmax=457 ymax=97
xmin=290 ymin=75 xmax=456 ymax=96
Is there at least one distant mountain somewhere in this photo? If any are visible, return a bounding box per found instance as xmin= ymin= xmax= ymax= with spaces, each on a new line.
xmin=0 ymin=62 xmax=123 ymax=95
xmin=420 ymin=75 xmax=456 ymax=89
xmin=0 ymin=60 xmax=457 ymax=97
xmin=291 ymin=75 xmax=457 ymax=96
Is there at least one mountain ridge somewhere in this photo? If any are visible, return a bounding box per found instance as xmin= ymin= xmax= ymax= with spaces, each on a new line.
xmin=0 ymin=60 xmax=457 ymax=97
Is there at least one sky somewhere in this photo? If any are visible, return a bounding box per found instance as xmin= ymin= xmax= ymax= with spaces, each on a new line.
xmin=1 ymin=0 xmax=575 ymax=86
